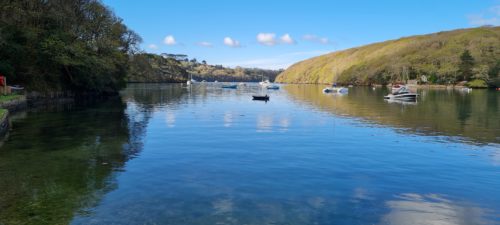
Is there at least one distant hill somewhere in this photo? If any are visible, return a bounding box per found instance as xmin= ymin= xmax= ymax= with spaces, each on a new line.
xmin=181 ymin=60 xmax=282 ymax=82
xmin=127 ymin=53 xmax=282 ymax=83
xmin=276 ymin=27 xmax=500 ymax=87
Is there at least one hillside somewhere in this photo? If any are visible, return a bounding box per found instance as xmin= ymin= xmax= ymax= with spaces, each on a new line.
xmin=127 ymin=54 xmax=282 ymax=83
xmin=181 ymin=61 xmax=282 ymax=82
xmin=276 ymin=27 xmax=500 ymax=87
xmin=127 ymin=54 xmax=188 ymax=83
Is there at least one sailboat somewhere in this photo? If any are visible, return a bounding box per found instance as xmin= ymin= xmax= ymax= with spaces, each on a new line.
xmin=259 ymin=75 xmax=271 ymax=87
xmin=187 ymin=74 xmax=196 ymax=85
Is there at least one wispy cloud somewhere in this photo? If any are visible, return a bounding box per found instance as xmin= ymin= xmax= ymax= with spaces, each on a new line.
xmin=257 ymin=33 xmax=277 ymax=46
xmin=197 ymin=41 xmax=213 ymax=47
xmin=302 ymin=34 xmax=332 ymax=45
xmin=147 ymin=44 xmax=158 ymax=50
xmin=223 ymin=37 xmax=241 ymax=47
xmin=467 ymin=5 xmax=500 ymax=26
xmin=280 ymin=33 xmax=296 ymax=44
xmin=164 ymin=35 xmax=177 ymax=45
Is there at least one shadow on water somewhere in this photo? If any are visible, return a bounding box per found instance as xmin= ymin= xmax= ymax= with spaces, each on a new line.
xmin=283 ymin=85 xmax=500 ymax=145
xmin=0 ymin=87 xmax=188 ymax=225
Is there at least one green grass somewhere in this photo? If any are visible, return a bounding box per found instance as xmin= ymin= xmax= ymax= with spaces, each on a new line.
xmin=0 ymin=94 xmax=24 ymax=103
xmin=277 ymin=26 xmax=500 ymax=85
xmin=0 ymin=108 xmax=7 ymax=118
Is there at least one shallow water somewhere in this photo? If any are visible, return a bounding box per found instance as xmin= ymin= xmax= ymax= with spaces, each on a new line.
xmin=0 ymin=83 xmax=499 ymax=225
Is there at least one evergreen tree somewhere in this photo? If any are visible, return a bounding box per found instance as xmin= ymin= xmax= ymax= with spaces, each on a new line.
xmin=458 ymin=49 xmax=474 ymax=81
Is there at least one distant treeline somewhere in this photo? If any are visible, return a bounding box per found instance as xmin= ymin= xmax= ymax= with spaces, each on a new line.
xmin=127 ymin=54 xmax=283 ymax=83
xmin=0 ymin=0 xmax=141 ymax=94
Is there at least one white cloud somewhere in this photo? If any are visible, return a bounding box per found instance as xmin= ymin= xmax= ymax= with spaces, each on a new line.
xmin=302 ymin=34 xmax=332 ymax=45
xmin=257 ymin=33 xmax=277 ymax=46
xmin=197 ymin=41 xmax=213 ymax=47
xmin=223 ymin=37 xmax=241 ymax=47
xmin=467 ymin=5 xmax=500 ymax=26
xmin=147 ymin=44 xmax=158 ymax=50
xmin=280 ymin=33 xmax=295 ymax=44
xmin=164 ymin=35 xmax=177 ymax=45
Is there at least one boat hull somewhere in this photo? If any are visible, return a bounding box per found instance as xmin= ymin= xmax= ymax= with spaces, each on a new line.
xmin=252 ymin=95 xmax=269 ymax=101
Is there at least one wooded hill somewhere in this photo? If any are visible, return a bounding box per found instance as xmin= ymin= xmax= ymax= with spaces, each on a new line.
xmin=127 ymin=54 xmax=282 ymax=83
xmin=0 ymin=0 xmax=141 ymax=94
xmin=276 ymin=27 xmax=500 ymax=87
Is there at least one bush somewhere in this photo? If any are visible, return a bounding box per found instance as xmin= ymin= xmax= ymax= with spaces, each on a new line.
xmin=466 ymin=79 xmax=488 ymax=88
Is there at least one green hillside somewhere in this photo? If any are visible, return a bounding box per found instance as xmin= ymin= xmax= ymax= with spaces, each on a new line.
xmin=276 ymin=27 xmax=500 ymax=87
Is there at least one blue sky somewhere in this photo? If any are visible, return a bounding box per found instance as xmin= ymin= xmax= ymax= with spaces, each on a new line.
xmin=103 ymin=0 xmax=500 ymax=69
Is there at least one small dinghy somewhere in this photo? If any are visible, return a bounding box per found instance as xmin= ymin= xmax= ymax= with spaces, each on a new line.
xmin=384 ymin=86 xmax=418 ymax=101
xmin=222 ymin=84 xmax=237 ymax=89
xmin=252 ymin=95 xmax=269 ymax=101
xmin=266 ymin=85 xmax=279 ymax=90
xmin=323 ymin=87 xmax=348 ymax=94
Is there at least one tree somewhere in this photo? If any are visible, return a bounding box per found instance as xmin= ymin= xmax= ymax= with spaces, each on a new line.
xmin=458 ymin=50 xmax=474 ymax=81
xmin=472 ymin=65 xmax=489 ymax=81
xmin=202 ymin=60 xmax=207 ymax=65
xmin=0 ymin=0 xmax=141 ymax=93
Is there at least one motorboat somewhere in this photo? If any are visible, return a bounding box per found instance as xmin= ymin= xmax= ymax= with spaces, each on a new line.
xmin=384 ymin=86 xmax=418 ymax=100
xmin=266 ymin=84 xmax=279 ymax=90
xmin=252 ymin=95 xmax=269 ymax=101
xmin=238 ymin=82 xmax=246 ymax=86
xmin=385 ymin=99 xmax=418 ymax=105
xmin=222 ymin=84 xmax=237 ymax=89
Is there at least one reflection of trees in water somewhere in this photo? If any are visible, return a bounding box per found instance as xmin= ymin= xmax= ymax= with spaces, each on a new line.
xmin=284 ymin=85 xmax=500 ymax=145
xmin=0 ymin=97 xmax=153 ymax=225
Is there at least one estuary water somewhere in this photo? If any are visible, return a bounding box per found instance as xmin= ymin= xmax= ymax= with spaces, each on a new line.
xmin=0 ymin=83 xmax=499 ymax=225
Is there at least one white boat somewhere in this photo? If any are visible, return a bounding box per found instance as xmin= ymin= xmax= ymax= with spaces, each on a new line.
xmin=384 ymin=86 xmax=418 ymax=101
xmin=214 ymin=80 xmax=218 ymax=83
xmin=259 ymin=80 xmax=271 ymax=87
xmin=238 ymin=82 xmax=246 ymax=86
xmin=323 ymin=86 xmax=348 ymax=94
xmin=187 ymin=74 xmax=196 ymax=85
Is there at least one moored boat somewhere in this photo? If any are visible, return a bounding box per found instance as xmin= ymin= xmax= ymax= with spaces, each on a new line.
xmin=384 ymin=86 xmax=418 ymax=100
xmin=266 ymin=84 xmax=279 ymax=90
xmin=222 ymin=84 xmax=237 ymax=89
xmin=323 ymin=86 xmax=348 ymax=94
xmin=252 ymin=95 xmax=269 ymax=101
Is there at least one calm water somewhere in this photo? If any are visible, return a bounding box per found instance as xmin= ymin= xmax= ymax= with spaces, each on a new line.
xmin=0 ymin=83 xmax=499 ymax=225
